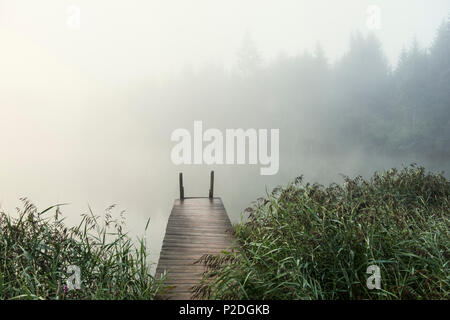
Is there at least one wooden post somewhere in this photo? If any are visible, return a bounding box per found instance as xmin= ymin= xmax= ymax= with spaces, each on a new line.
xmin=209 ymin=170 xmax=214 ymax=199
xmin=179 ymin=172 xmax=184 ymax=200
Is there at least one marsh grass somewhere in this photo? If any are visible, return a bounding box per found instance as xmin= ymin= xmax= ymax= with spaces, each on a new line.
xmin=193 ymin=165 xmax=450 ymax=299
xmin=0 ymin=200 xmax=165 ymax=299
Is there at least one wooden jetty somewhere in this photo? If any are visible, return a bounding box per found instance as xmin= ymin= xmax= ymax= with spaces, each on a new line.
xmin=155 ymin=171 xmax=233 ymax=299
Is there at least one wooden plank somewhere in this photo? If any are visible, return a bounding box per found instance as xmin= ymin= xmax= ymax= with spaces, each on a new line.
xmin=162 ymin=234 xmax=233 ymax=240
xmin=156 ymin=197 xmax=232 ymax=300
xmin=160 ymin=272 xmax=204 ymax=279
xmin=165 ymin=230 xmax=231 ymax=235
xmin=158 ymin=255 xmax=209 ymax=260
xmin=160 ymin=247 xmax=227 ymax=253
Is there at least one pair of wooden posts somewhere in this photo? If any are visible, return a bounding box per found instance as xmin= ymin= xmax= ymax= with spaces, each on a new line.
xmin=179 ymin=171 xmax=214 ymax=200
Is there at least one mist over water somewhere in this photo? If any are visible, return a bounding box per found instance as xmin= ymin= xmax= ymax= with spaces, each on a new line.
xmin=1 ymin=85 xmax=447 ymax=271
xmin=1 ymin=1 xmax=449 ymax=272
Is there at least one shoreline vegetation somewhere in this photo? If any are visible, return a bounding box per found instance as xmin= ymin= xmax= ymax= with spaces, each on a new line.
xmin=1 ymin=165 xmax=448 ymax=300
xmin=0 ymin=201 xmax=165 ymax=300
xmin=194 ymin=165 xmax=449 ymax=300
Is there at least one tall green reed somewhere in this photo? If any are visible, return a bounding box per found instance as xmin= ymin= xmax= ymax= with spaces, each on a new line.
xmin=0 ymin=200 xmax=165 ymax=300
xmin=194 ymin=165 xmax=449 ymax=299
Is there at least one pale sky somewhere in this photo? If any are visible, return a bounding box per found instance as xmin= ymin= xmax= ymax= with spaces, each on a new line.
xmin=1 ymin=0 xmax=449 ymax=85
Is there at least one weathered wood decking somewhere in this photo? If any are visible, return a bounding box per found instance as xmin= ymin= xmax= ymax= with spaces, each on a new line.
xmin=155 ymin=174 xmax=233 ymax=299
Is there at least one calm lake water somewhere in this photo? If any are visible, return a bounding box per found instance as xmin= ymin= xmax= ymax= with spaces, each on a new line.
xmin=1 ymin=95 xmax=448 ymax=274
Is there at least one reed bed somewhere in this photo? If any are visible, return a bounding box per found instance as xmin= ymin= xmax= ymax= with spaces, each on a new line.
xmin=194 ymin=165 xmax=450 ymax=299
xmin=0 ymin=201 xmax=165 ymax=299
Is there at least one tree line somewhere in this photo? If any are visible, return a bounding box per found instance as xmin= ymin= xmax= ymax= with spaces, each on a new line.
xmin=153 ymin=19 xmax=450 ymax=162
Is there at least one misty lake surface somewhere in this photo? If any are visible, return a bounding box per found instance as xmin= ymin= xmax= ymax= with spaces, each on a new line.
xmin=1 ymin=100 xmax=448 ymax=274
